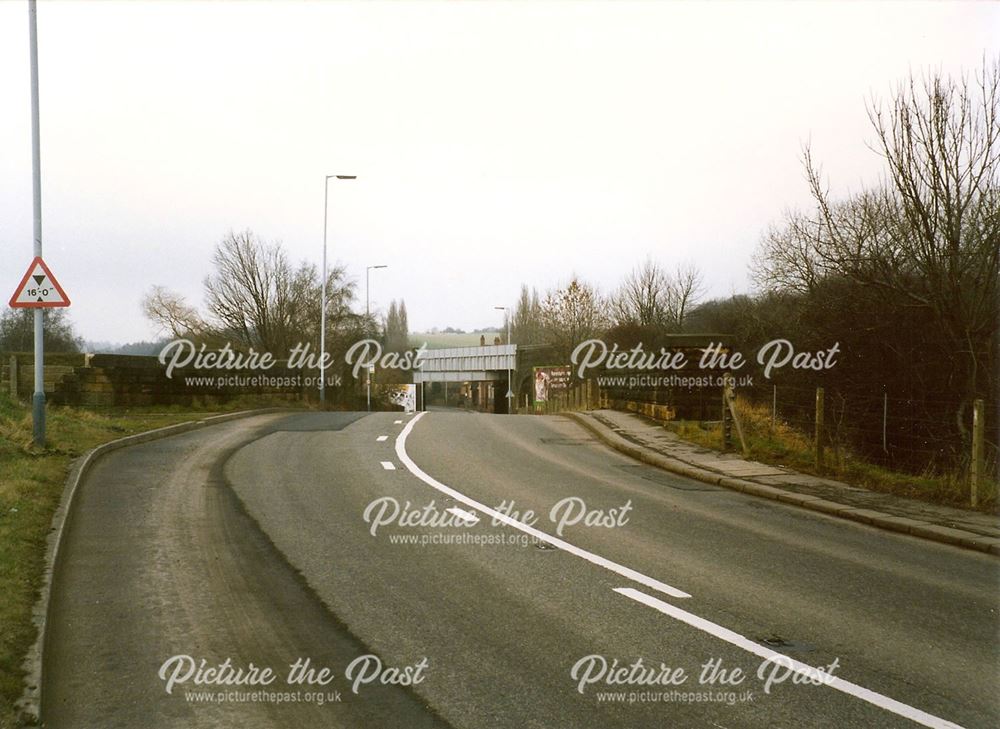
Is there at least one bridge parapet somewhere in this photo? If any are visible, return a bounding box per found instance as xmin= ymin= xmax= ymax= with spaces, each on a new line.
xmin=413 ymin=344 xmax=516 ymax=383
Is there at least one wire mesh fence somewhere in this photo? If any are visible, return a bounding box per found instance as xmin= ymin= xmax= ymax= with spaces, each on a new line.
xmin=738 ymin=382 xmax=997 ymax=478
xmin=591 ymin=370 xmax=996 ymax=484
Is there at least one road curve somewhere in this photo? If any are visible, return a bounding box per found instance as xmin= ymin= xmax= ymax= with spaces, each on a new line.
xmin=44 ymin=410 xmax=1000 ymax=729
xmin=228 ymin=411 xmax=998 ymax=728
xmin=43 ymin=412 xmax=448 ymax=729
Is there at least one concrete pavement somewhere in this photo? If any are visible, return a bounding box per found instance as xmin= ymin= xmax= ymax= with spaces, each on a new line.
xmin=568 ymin=409 xmax=1000 ymax=555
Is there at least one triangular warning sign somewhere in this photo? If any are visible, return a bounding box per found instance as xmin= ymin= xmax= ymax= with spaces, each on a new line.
xmin=9 ymin=256 xmax=70 ymax=308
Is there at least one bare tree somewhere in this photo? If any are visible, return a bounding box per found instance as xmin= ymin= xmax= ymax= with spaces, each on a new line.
xmin=755 ymin=60 xmax=999 ymax=439
xmin=666 ymin=262 xmax=705 ymax=330
xmin=203 ymin=230 xmax=354 ymax=353
xmin=539 ymin=277 xmax=609 ymax=359
xmin=611 ymin=259 xmax=704 ymax=330
xmin=752 ymin=212 xmax=828 ymax=295
xmin=204 ymin=230 xmax=288 ymax=350
xmin=144 ymin=230 xmax=357 ymax=356
xmin=610 ymin=258 xmax=670 ymax=327
xmin=142 ymin=286 xmax=209 ymax=340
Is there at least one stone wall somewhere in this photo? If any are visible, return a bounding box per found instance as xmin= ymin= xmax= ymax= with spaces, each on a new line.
xmin=1 ymin=353 xmax=89 ymax=400
xmin=1 ymin=352 xmax=350 ymax=408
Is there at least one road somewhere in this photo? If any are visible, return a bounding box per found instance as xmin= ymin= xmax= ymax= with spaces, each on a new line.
xmin=44 ymin=411 xmax=1000 ymax=728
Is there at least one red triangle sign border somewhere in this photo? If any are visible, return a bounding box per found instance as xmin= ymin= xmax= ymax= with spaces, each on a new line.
xmin=8 ymin=256 xmax=71 ymax=308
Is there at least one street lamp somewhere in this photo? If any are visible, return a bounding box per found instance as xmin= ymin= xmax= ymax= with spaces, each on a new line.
xmin=320 ymin=174 xmax=356 ymax=406
xmin=27 ymin=0 xmax=45 ymax=445
xmin=365 ymin=264 xmax=388 ymax=412
xmin=495 ymin=306 xmax=512 ymax=414
xmin=366 ymin=264 xmax=388 ymax=317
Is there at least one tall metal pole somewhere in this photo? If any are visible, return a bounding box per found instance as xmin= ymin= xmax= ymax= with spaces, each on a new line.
xmin=365 ymin=264 xmax=387 ymax=412
xmin=365 ymin=265 xmax=370 ymax=412
xmin=365 ymin=264 xmax=386 ymax=317
xmin=319 ymin=174 xmax=356 ymax=407
xmin=506 ymin=313 xmax=512 ymax=414
xmin=495 ymin=306 xmax=512 ymax=414
xmin=28 ymin=0 xmax=45 ymax=446
xmin=319 ymin=176 xmax=331 ymax=405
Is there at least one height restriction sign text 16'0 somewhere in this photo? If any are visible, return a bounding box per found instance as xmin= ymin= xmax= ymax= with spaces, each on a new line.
xmin=8 ymin=256 xmax=70 ymax=308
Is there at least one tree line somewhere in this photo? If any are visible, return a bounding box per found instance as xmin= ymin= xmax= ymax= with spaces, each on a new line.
xmin=743 ymin=60 xmax=998 ymax=470
xmin=504 ymin=61 xmax=998 ymax=473
xmin=137 ymin=229 xmax=408 ymax=393
xmin=507 ymin=260 xmax=705 ymax=359
xmin=3 ymin=60 xmax=994 ymax=473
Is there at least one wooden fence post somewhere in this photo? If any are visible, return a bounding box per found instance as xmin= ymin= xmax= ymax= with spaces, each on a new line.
xmin=723 ymin=377 xmax=749 ymax=456
xmin=721 ymin=380 xmax=732 ymax=451
xmin=882 ymin=391 xmax=889 ymax=454
xmin=771 ymin=384 xmax=776 ymax=431
xmin=815 ymin=387 xmax=825 ymax=473
xmin=970 ymin=399 xmax=984 ymax=508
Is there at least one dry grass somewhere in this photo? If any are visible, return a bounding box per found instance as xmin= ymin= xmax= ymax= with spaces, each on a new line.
xmin=665 ymin=399 xmax=997 ymax=512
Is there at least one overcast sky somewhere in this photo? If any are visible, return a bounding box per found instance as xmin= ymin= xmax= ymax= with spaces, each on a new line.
xmin=1 ymin=0 xmax=997 ymax=344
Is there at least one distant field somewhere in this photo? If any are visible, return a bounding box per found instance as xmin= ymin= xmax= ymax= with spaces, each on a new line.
xmin=410 ymin=332 xmax=500 ymax=349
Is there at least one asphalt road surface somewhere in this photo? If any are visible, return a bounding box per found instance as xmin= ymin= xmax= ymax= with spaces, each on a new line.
xmin=44 ymin=411 xmax=1000 ymax=728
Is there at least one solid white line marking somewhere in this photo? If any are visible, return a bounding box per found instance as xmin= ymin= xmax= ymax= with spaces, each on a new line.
xmin=446 ymin=506 xmax=480 ymax=525
xmin=613 ymin=587 xmax=964 ymax=729
xmin=376 ymin=435 xmax=388 ymax=442
xmin=380 ymin=461 xmax=396 ymax=470
xmin=394 ymin=419 xmax=403 ymax=424
xmin=395 ymin=412 xmax=690 ymax=599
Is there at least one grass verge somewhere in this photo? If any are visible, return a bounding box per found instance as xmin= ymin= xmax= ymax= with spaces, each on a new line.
xmin=664 ymin=399 xmax=997 ymax=512
xmin=0 ymin=394 xmax=287 ymax=728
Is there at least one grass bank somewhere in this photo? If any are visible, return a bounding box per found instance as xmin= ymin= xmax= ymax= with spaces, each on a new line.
xmin=0 ymin=394 xmax=286 ymax=728
xmin=665 ymin=399 xmax=997 ymax=512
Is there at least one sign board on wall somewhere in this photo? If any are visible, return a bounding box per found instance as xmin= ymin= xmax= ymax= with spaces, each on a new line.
xmin=532 ymin=366 xmax=571 ymax=403
xmin=387 ymin=384 xmax=417 ymax=413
